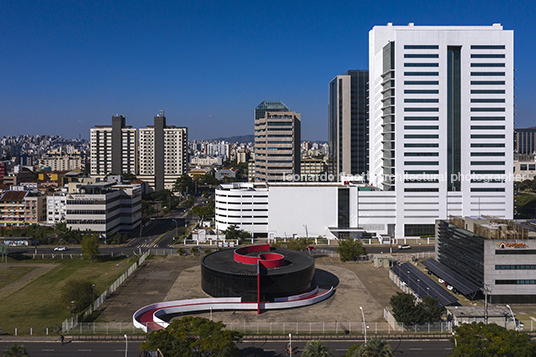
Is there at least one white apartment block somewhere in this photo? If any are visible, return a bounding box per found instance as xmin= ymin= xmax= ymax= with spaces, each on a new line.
xmin=90 ymin=115 xmax=138 ymax=177
xmin=138 ymin=113 xmax=188 ymax=191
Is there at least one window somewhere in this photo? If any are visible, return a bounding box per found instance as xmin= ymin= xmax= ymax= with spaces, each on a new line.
xmin=471 ymin=89 xmax=505 ymax=94
xmin=404 ymin=45 xmax=439 ymax=49
xmin=471 ymin=133 xmax=505 ymax=137
xmin=405 ymin=89 xmax=439 ymax=94
xmin=471 ymin=54 xmax=505 ymax=58
xmin=404 ymin=54 xmax=439 ymax=58
xmin=530 ymin=164 xmax=536 ymax=170
xmin=404 ymin=63 xmax=439 ymax=67
xmin=471 ymin=98 xmax=505 ymax=103
xmin=471 ymin=117 xmax=505 ymax=121
xmin=471 ymin=72 xmax=505 ymax=76
xmin=471 ymin=143 xmax=505 ymax=147
xmin=404 ymin=125 xmax=439 ymax=130
xmin=471 ymin=125 xmax=505 ymax=130
xmin=404 ymin=98 xmax=439 ymax=103
xmin=405 ymin=134 xmax=439 ymax=139
xmin=405 ymin=81 xmax=439 ymax=85
xmin=471 ymin=161 xmax=505 ymax=165
xmin=405 ymin=108 xmax=439 ymax=112
xmin=404 ymin=161 xmax=439 ymax=165
xmin=404 ymin=152 xmax=439 ymax=156
xmin=404 ymin=116 xmax=439 ymax=121
xmin=471 ymin=81 xmax=505 ymax=85
xmin=471 ymin=152 xmax=504 ymax=156
xmin=405 ymin=143 xmax=439 ymax=148
xmin=405 ymin=72 xmax=439 ymax=76
xmin=405 ymin=170 xmax=439 ymax=175
xmin=471 ymin=170 xmax=504 ymax=174
xmin=520 ymin=164 xmax=527 ymax=171
xmin=496 ymin=265 xmax=536 ymax=270
xmin=471 ymin=63 xmax=505 ymax=67
xmin=471 ymin=108 xmax=505 ymax=112
xmin=471 ymin=45 xmax=505 ymax=49
xmin=404 ymin=224 xmax=435 ymax=236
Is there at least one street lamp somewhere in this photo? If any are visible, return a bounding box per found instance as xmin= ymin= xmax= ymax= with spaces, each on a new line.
xmin=124 ymin=334 xmax=128 ymax=357
xmin=289 ymin=333 xmax=292 ymax=356
xmin=92 ymin=284 xmax=95 ymax=305
xmin=360 ymin=306 xmax=367 ymax=343
xmin=506 ymin=304 xmax=516 ymax=330
xmin=71 ymin=300 xmax=75 ymax=323
xmin=417 ymin=279 xmax=420 ymax=296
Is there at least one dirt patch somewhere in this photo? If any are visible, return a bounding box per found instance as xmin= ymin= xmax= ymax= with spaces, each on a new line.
xmin=100 ymin=253 xmax=403 ymax=325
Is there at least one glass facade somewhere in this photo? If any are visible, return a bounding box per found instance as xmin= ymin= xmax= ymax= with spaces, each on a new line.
xmin=437 ymin=220 xmax=484 ymax=288
xmin=338 ymin=188 xmax=350 ymax=228
xmin=447 ymin=46 xmax=461 ymax=191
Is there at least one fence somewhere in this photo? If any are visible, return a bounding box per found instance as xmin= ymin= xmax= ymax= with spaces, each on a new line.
xmin=61 ymin=251 xmax=149 ymax=332
xmin=384 ymin=308 xmax=453 ymax=333
xmin=60 ymin=320 xmax=450 ymax=335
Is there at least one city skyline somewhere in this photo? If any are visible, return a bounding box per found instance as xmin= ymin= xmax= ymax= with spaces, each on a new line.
xmin=1 ymin=1 xmax=535 ymax=141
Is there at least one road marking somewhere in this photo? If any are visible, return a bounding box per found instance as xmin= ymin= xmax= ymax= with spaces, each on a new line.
xmin=78 ymin=349 xmax=92 ymax=352
xmin=41 ymin=349 xmax=55 ymax=352
xmin=265 ymin=349 xmax=275 ymax=352
xmin=409 ymin=348 xmax=423 ymax=350
xmin=445 ymin=348 xmax=453 ymax=350
xmin=336 ymin=349 xmax=348 ymax=351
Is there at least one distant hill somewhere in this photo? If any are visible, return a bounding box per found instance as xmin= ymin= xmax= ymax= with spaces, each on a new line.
xmin=211 ymin=135 xmax=255 ymax=143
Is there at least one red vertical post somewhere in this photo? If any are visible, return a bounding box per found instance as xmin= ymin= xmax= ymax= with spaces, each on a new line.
xmin=257 ymin=261 xmax=260 ymax=315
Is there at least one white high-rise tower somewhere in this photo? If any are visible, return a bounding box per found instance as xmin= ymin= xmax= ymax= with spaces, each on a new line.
xmin=369 ymin=23 xmax=513 ymax=237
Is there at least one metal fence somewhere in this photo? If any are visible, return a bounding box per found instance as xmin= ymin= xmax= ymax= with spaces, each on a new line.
xmin=61 ymin=251 xmax=149 ymax=331
xmin=384 ymin=308 xmax=453 ymax=333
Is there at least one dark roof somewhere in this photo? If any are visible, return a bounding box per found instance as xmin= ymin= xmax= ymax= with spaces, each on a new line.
xmin=422 ymin=258 xmax=481 ymax=296
xmin=391 ymin=262 xmax=458 ymax=307
xmin=0 ymin=191 xmax=28 ymax=202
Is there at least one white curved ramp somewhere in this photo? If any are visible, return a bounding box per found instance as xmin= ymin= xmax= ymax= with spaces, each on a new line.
xmin=134 ymin=286 xmax=334 ymax=332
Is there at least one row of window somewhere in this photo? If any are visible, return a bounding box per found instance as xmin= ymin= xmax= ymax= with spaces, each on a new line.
xmin=403 ymin=45 xmax=505 ymax=50
xmin=496 ymin=265 xmax=536 ymax=270
xmin=403 ymin=63 xmax=504 ymax=67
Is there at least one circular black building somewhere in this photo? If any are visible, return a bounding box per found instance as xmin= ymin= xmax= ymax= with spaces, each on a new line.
xmin=201 ymin=245 xmax=315 ymax=302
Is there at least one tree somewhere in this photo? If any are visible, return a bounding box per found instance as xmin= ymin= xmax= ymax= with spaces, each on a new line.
xmin=389 ymin=292 xmax=420 ymax=324
xmin=420 ymin=296 xmax=442 ymax=322
xmin=336 ymin=238 xmax=367 ymax=262
xmin=2 ymin=344 xmax=29 ymax=357
xmin=140 ymin=316 xmax=241 ymax=357
xmin=449 ymin=322 xmax=536 ymax=357
xmin=223 ymin=225 xmax=250 ymax=243
xmin=121 ymin=172 xmax=137 ymax=181
xmin=359 ymin=337 xmax=393 ymax=357
xmin=60 ymin=278 xmax=94 ymax=313
xmin=389 ymin=292 xmax=442 ymax=324
xmin=302 ymin=340 xmax=334 ymax=357
xmin=190 ymin=247 xmax=199 ymax=256
xmin=287 ymin=237 xmax=312 ymax=251
xmin=81 ymin=234 xmax=100 ymax=262
xmin=177 ymin=247 xmax=185 ymax=256
xmin=173 ymin=175 xmax=194 ymax=194
xmin=345 ymin=344 xmax=360 ymax=357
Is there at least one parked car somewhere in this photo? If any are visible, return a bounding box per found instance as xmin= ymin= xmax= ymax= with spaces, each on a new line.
xmin=398 ymin=244 xmax=411 ymax=250
xmin=54 ymin=246 xmax=67 ymax=251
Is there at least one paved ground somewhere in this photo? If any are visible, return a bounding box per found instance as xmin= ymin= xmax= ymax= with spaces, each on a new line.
xmin=96 ymin=252 xmax=403 ymax=325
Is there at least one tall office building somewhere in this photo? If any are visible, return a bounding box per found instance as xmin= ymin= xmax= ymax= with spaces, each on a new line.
xmin=138 ymin=111 xmax=188 ymax=191
xmin=369 ymin=23 xmax=514 ymax=235
xmin=328 ymin=70 xmax=369 ymax=180
xmin=254 ymin=101 xmax=301 ymax=182
xmin=90 ymin=115 xmax=138 ymax=177
xmin=514 ymin=127 xmax=536 ymax=154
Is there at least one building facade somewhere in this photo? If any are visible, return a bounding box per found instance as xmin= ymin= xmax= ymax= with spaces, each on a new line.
xmin=437 ymin=217 xmax=536 ymax=303
xmin=138 ymin=112 xmax=188 ymax=191
xmin=90 ymin=115 xmax=138 ymax=177
xmin=369 ymin=23 xmax=514 ymax=237
xmin=328 ymin=70 xmax=369 ymax=180
xmin=515 ymin=127 xmax=536 ymax=155
xmin=254 ymin=101 xmax=301 ymax=182
xmin=0 ymin=191 xmax=45 ymax=227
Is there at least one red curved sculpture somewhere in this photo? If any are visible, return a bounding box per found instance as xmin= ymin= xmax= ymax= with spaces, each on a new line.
xmin=234 ymin=243 xmax=284 ymax=268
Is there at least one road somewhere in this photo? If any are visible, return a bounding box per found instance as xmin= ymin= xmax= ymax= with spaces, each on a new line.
xmin=0 ymin=339 xmax=452 ymax=357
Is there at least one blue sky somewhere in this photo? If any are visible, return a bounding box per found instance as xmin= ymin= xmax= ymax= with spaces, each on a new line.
xmin=1 ymin=0 xmax=535 ymax=141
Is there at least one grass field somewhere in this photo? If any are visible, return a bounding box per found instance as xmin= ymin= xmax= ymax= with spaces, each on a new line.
xmin=0 ymin=266 xmax=37 ymax=289
xmin=0 ymin=255 xmax=137 ymax=335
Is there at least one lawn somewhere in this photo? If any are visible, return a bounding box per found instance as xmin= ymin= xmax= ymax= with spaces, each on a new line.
xmin=0 ymin=255 xmax=138 ymax=335
xmin=0 ymin=266 xmax=37 ymax=289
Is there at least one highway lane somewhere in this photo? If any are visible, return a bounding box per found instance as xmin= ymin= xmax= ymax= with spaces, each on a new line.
xmin=0 ymin=339 xmax=452 ymax=357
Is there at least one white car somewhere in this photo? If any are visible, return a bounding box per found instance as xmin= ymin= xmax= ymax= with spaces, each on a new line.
xmin=398 ymin=244 xmax=411 ymax=250
xmin=54 ymin=246 xmax=67 ymax=251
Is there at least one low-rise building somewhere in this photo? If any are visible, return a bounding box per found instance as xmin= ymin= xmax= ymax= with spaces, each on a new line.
xmin=436 ymin=216 xmax=536 ymax=303
xmin=215 ymin=168 xmax=237 ymax=181
xmin=48 ymin=181 xmax=141 ymax=238
xmin=0 ymin=191 xmax=45 ymax=227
